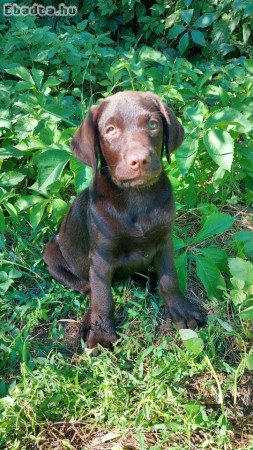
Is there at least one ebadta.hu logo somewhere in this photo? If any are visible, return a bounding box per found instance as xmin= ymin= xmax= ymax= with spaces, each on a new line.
xmin=3 ymin=3 xmax=78 ymax=16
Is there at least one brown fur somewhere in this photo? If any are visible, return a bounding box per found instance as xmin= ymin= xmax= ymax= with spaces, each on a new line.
xmin=43 ymin=91 xmax=204 ymax=349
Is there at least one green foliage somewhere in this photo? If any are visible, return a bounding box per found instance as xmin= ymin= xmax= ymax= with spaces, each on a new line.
xmin=227 ymin=257 xmax=253 ymax=322
xmin=174 ymin=211 xmax=235 ymax=296
xmin=0 ymin=5 xmax=253 ymax=449
xmin=179 ymin=329 xmax=204 ymax=355
xmin=81 ymin=0 xmax=253 ymax=58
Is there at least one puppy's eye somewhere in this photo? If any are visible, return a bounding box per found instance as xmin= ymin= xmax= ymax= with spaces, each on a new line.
xmin=148 ymin=119 xmax=159 ymax=131
xmin=106 ymin=125 xmax=116 ymax=135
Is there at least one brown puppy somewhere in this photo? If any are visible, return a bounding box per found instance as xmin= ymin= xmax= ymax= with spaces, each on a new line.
xmin=43 ymin=91 xmax=204 ymax=349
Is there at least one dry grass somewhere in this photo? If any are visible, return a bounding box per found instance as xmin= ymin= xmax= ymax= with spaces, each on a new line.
xmin=37 ymin=424 xmax=157 ymax=450
xmin=26 ymin=410 xmax=253 ymax=450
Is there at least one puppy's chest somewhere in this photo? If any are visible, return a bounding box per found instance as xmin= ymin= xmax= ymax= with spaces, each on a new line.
xmin=128 ymin=208 xmax=170 ymax=238
xmin=112 ymin=207 xmax=172 ymax=255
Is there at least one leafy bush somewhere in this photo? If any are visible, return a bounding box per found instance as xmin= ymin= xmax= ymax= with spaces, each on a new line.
xmin=0 ymin=6 xmax=253 ymax=449
xmin=2 ymin=0 xmax=252 ymax=58
xmin=80 ymin=0 xmax=253 ymax=58
xmin=1 ymin=17 xmax=252 ymax=295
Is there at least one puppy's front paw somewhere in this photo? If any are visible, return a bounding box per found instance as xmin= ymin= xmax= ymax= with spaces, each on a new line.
xmin=167 ymin=297 xmax=205 ymax=329
xmin=80 ymin=311 xmax=117 ymax=350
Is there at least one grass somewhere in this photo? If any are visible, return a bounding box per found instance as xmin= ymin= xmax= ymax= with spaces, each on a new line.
xmin=0 ymin=208 xmax=252 ymax=450
xmin=0 ymin=9 xmax=252 ymax=448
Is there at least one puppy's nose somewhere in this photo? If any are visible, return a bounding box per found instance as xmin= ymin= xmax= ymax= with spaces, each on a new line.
xmin=128 ymin=153 xmax=150 ymax=171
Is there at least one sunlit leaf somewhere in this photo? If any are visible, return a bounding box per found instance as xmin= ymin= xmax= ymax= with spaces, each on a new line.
xmin=196 ymin=255 xmax=226 ymax=298
xmin=175 ymin=138 xmax=198 ymax=175
xmin=204 ymin=129 xmax=234 ymax=171
xmin=192 ymin=213 xmax=234 ymax=244
xmin=38 ymin=148 xmax=69 ymax=190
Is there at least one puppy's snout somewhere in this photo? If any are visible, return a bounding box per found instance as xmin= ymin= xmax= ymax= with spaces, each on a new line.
xmin=127 ymin=151 xmax=151 ymax=171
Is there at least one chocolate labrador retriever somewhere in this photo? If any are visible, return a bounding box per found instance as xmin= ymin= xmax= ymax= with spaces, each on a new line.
xmin=43 ymin=91 xmax=204 ymax=349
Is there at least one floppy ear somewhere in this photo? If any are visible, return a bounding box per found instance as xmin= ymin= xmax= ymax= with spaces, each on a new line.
xmin=159 ymin=102 xmax=184 ymax=163
xmin=71 ymin=105 xmax=99 ymax=169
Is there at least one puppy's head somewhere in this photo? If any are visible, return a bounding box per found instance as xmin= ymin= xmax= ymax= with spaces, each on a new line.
xmin=71 ymin=91 xmax=184 ymax=188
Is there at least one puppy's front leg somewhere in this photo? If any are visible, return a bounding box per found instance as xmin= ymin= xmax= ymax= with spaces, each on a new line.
xmin=154 ymin=237 xmax=204 ymax=329
xmin=80 ymin=252 xmax=117 ymax=349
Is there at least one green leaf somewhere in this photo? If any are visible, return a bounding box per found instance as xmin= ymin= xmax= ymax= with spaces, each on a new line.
xmin=38 ymin=148 xmax=69 ymax=190
xmin=196 ymin=255 xmax=225 ymax=298
xmin=0 ymin=147 xmax=25 ymax=159
xmin=185 ymin=101 xmax=207 ymax=126
xmin=168 ymin=24 xmax=185 ymax=39
xmin=184 ymin=402 xmax=207 ymax=424
xmin=173 ymin=235 xmax=187 ymax=252
xmin=233 ymin=231 xmax=253 ymax=243
xmin=52 ymin=198 xmax=68 ymax=222
xmin=0 ymin=272 xmax=13 ymax=293
xmin=194 ymin=13 xmax=216 ymax=28
xmin=191 ymin=30 xmax=206 ymax=46
xmin=244 ymin=241 xmax=253 ymax=259
xmin=5 ymin=66 xmax=34 ymax=84
xmin=9 ymin=268 xmax=22 ymax=279
xmin=179 ymin=32 xmax=189 ymax=54
xmin=181 ymin=9 xmax=194 ymax=24
xmin=175 ymin=138 xmax=198 ymax=175
xmin=41 ymin=99 xmax=75 ymax=122
xmin=15 ymin=195 xmax=45 ymax=211
xmin=37 ymin=121 xmax=58 ymax=146
xmin=0 ymin=119 xmax=11 ymax=129
xmin=216 ymin=318 xmax=233 ymax=332
xmin=179 ymin=329 xmax=204 ymax=355
xmin=245 ymin=354 xmax=253 ymax=370
xmin=213 ymin=166 xmax=226 ymax=189
xmin=203 ymin=129 xmax=234 ymax=171
xmin=76 ymin=20 xmax=88 ymax=31
xmin=233 ymin=231 xmax=253 ymax=259
xmin=228 ymin=258 xmax=253 ymax=285
xmin=165 ymin=12 xmax=179 ymax=29
xmin=196 ymin=70 xmax=215 ymax=90
xmin=244 ymin=59 xmax=253 ymax=74
xmin=139 ymin=47 xmax=166 ymax=64
xmin=205 ymin=108 xmax=251 ymax=132
xmin=183 ymin=338 xmax=204 ymax=355
xmin=198 ymin=247 xmax=228 ymax=270
xmin=29 ymin=202 xmax=46 ymax=229
xmin=175 ymin=251 xmax=188 ymax=292
xmin=43 ymin=77 xmax=62 ymax=88
xmin=179 ymin=329 xmax=199 ymax=340
xmin=70 ymin=156 xmax=93 ymax=193
xmin=230 ymin=289 xmax=246 ymax=306
xmin=31 ymin=68 xmax=44 ymax=90
xmin=231 ymin=277 xmax=245 ymax=290
xmin=15 ymin=81 xmax=34 ymax=91
xmin=239 ymin=306 xmax=253 ymax=321
xmin=3 ymin=202 xmax=19 ymax=223
xmin=192 ymin=212 xmax=234 ymax=244
xmin=0 ymin=171 xmax=25 ymax=187
xmin=0 ymin=206 xmax=5 ymax=234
